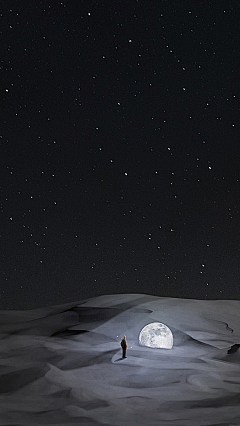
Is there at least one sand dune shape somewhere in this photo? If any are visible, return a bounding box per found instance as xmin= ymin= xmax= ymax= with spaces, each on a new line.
xmin=0 ymin=293 xmax=240 ymax=425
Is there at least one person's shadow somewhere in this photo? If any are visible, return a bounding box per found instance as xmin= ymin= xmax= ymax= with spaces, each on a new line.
xmin=115 ymin=356 xmax=127 ymax=362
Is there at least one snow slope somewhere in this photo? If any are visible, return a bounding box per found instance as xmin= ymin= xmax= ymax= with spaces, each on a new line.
xmin=1 ymin=294 xmax=240 ymax=425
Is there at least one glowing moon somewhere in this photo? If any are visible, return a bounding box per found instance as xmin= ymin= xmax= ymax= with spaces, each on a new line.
xmin=139 ymin=322 xmax=173 ymax=349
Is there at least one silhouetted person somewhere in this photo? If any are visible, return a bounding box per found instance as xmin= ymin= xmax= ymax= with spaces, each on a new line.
xmin=121 ymin=335 xmax=127 ymax=358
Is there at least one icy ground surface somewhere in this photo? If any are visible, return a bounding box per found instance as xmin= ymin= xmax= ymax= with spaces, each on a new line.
xmin=1 ymin=293 xmax=240 ymax=425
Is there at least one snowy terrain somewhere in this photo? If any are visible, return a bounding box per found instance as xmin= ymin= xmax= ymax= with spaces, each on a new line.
xmin=1 ymin=293 xmax=240 ymax=425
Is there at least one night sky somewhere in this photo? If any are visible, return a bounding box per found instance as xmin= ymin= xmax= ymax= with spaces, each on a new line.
xmin=2 ymin=1 xmax=240 ymax=310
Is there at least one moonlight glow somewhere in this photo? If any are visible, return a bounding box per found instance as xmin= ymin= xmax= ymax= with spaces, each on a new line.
xmin=139 ymin=322 xmax=173 ymax=349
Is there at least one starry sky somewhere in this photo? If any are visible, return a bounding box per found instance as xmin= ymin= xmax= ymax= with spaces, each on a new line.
xmin=2 ymin=1 xmax=240 ymax=309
